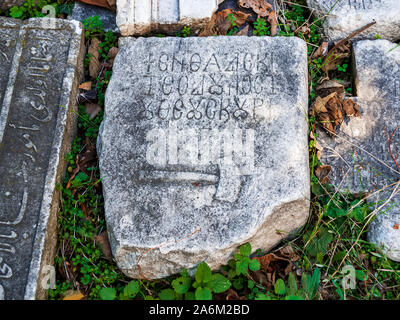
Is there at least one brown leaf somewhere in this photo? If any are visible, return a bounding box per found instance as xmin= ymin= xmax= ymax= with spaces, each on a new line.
xmin=394 ymin=224 xmax=399 ymax=230
xmin=76 ymin=0 xmax=112 ymax=10
xmin=106 ymin=0 xmax=116 ymax=10
xmin=108 ymin=46 xmax=119 ymax=59
xmin=78 ymin=81 xmax=92 ymax=91
xmin=63 ymin=290 xmax=85 ymax=300
xmin=94 ymin=231 xmax=112 ymax=259
xmin=315 ymin=165 xmax=332 ymax=184
xmin=235 ymin=24 xmax=250 ymax=36
xmin=316 ymin=79 xmax=345 ymax=97
xmin=267 ymin=10 xmax=278 ymax=36
xmin=238 ymin=0 xmax=273 ymax=17
xmin=88 ymin=38 xmax=101 ymax=79
xmin=342 ymin=98 xmax=360 ymax=117
xmin=312 ymin=41 xmax=328 ymax=59
xmin=321 ymin=41 xmax=350 ymax=73
xmin=199 ymin=9 xmax=250 ymax=37
xmin=85 ymin=103 xmax=102 ymax=119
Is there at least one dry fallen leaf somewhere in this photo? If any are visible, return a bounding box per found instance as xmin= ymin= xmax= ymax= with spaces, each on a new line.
xmin=108 ymin=46 xmax=119 ymax=59
xmin=321 ymin=41 xmax=350 ymax=73
xmin=85 ymin=102 xmax=102 ymax=119
xmin=88 ymin=38 xmax=101 ymax=79
xmin=94 ymin=231 xmax=112 ymax=259
xmin=106 ymin=0 xmax=116 ymax=10
xmin=235 ymin=24 xmax=250 ymax=36
xmin=78 ymin=81 xmax=92 ymax=91
xmin=393 ymin=224 xmax=399 ymax=230
xmin=76 ymin=0 xmax=112 ymax=10
xmin=313 ymin=41 xmax=328 ymax=59
xmin=267 ymin=10 xmax=278 ymax=36
xmin=315 ymin=165 xmax=332 ymax=184
xmin=238 ymin=0 xmax=272 ymax=17
xmin=316 ymin=79 xmax=345 ymax=97
xmin=199 ymin=9 xmax=250 ymax=37
xmin=63 ymin=290 xmax=85 ymax=300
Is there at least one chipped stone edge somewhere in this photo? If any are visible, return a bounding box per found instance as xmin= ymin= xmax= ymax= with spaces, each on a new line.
xmin=23 ymin=18 xmax=85 ymax=300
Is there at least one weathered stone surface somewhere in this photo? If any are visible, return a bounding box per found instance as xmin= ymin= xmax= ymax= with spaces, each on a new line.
xmin=0 ymin=17 xmax=84 ymax=299
xmin=307 ymin=0 xmax=400 ymax=41
xmin=116 ymin=0 xmax=223 ymax=36
xmin=317 ymin=40 xmax=400 ymax=261
xmin=0 ymin=0 xmax=25 ymax=11
xmin=98 ymin=36 xmax=310 ymax=279
xmin=68 ymin=2 xmax=119 ymax=33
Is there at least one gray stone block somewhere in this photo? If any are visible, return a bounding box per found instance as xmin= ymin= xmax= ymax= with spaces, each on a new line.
xmin=98 ymin=36 xmax=310 ymax=279
xmin=68 ymin=2 xmax=119 ymax=34
xmin=0 ymin=17 xmax=84 ymax=299
xmin=307 ymin=0 xmax=400 ymax=41
xmin=317 ymin=39 xmax=400 ymax=261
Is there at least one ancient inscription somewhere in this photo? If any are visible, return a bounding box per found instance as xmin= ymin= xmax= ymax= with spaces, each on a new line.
xmin=0 ymin=18 xmax=83 ymax=300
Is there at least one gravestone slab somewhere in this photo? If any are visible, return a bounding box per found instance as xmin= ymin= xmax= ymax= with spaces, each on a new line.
xmin=0 ymin=0 xmax=25 ymax=11
xmin=0 ymin=17 xmax=84 ymax=299
xmin=68 ymin=2 xmax=119 ymax=33
xmin=98 ymin=36 xmax=310 ymax=279
xmin=116 ymin=0 xmax=223 ymax=36
xmin=317 ymin=40 xmax=400 ymax=261
xmin=307 ymin=0 xmax=400 ymax=41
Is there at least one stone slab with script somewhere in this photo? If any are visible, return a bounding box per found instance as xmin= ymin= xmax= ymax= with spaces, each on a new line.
xmin=0 ymin=17 xmax=84 ymax=299
xmin=317 ymin=40 xmax=400 ymax=261
xmin=307 ymin=0 xmax=400 ymax=41
xmin=116 ymin=0 xmax=224 ymax=36
xmin=98 ymin=36 xmax=310 ymax=279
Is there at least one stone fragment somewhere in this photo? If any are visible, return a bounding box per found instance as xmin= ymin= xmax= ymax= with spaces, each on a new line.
xmin=317 ymin=39 xmax=400 ymax=261
xmin=116 ymin=0 xmax=224 ymax=36
xmin=68 ymin=2 xmax=119 ymax=33
xmin=98 ymin=36 xmax=310 ymax=279
xmin=307 ymin=0 xmax=400 ymax=41
xmin=0 ymin=0 xmax=25 ymax=11
xmin=0 ymin=17 xmax=84 ymax=299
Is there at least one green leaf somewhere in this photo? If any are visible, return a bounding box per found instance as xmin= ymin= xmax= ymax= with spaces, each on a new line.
xmin=123 ymin=281 xmax=140 ymax=298
xmin=285 ymin=295 xmax=304 ymax=300
xmin=310 ymin=269 xmax=321 ymax=298
xmin=211 ymin=274 xmax=231 ymax=293
xmin=236 ymin=260 xmax=248 ymax=275
xmin=255 ymin=292 xmax=271 ymax=300
xmin=355 ymin=270 xmax=368 ymax=281
xmin=99 ymin=287 xmax=116 ymax=300
xmin=195 ymin=287 xmax=212 ymax=300
xmin=288 ymin=272 xmax=297 ymax=296
xmin=274 ymin=279 xmax=286 ymax=295
xmin=249 ymin=259 xmax=260 ymax=271
xmin=185 ymin=292 xmax=195 ymax=300
xmin=159 ymin=289 xmax=175 ymax=300
xmin=239 ymin=243 xmax=252 ymax=257
xmin=195 ymin=262 xmax=212 ymax=284
xmin=172 ymin=276 xmax=191 ymax=294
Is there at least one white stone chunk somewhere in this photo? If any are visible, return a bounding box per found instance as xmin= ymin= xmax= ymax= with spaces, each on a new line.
xmin=307 ymin=0 xmax=400 ymax=41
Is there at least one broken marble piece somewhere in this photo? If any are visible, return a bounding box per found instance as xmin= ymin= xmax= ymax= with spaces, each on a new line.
xmin=317 ymin=39 xmax=400 ymax=261
xmin=98 ymin=36 xmax=310 ymax=279
xmin=307 ymin=0 xmax=400 ymax=41
xmin=0 ymin=17 xmax=84 ymax=299
xmin=68 ymin=2 xmax=119 ymax=33
xmin=116 ymin=0 xmax=224 ymax=36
